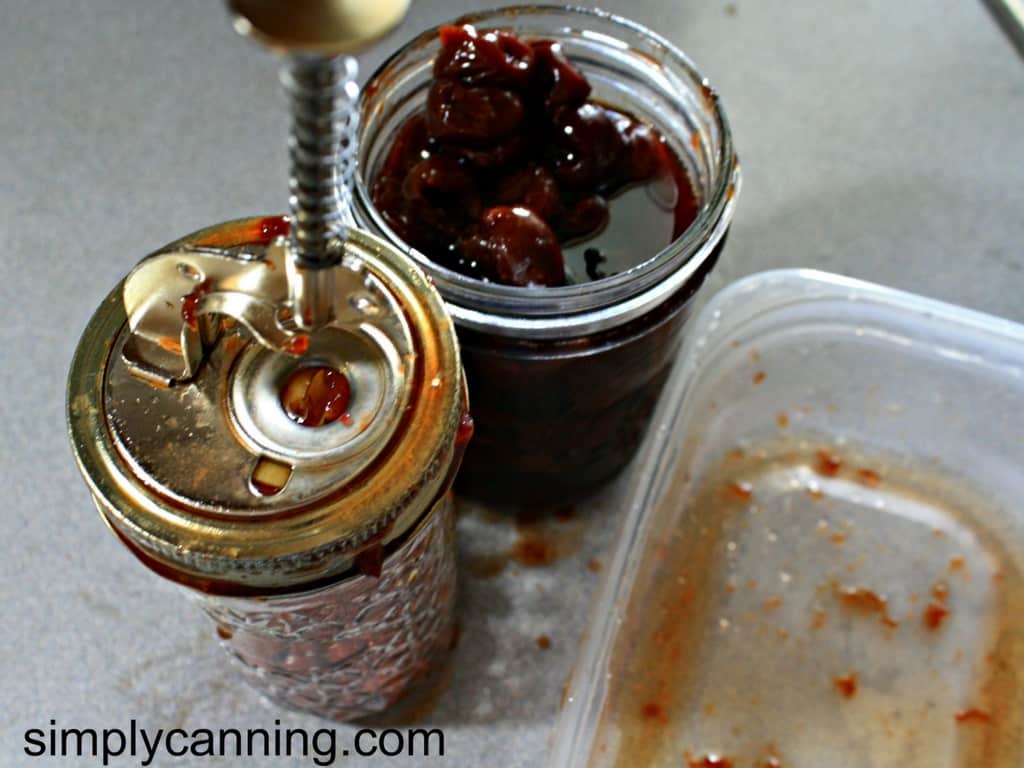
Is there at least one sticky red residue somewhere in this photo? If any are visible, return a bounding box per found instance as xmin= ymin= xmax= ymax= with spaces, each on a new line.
xmin=251 ymin=477 xmax=284 ymax=496
xmin=923 ymin=601 xmax=950 ymax=630
xmin=690 ymin=132 xmax=702 ymax=151
xmin=833 ymin=672 xmax=858 ymax=698
xmin=181 ymin=279 xmax=212 ymax=330
xmin=642 ymin=702 xmax=668 ymax=724
xmin=949 ymin=556 xmax=965 ymax=572
xmin=724 ymin=480 xmax=754 ymax=501
xmin=752 ymin=371 xmax=766 ymax=385
xmin=340 ymin=413 xmax=354 ymax=427
xmin=512 ymin=538 xmax=556 ymax=567
xmin=856 ymin=468 xmax=882 ymax=487
xmin=283 ymin=334 xmax=310 ymax=356
xmin=257 ymin=215 xmax=290 ymax=243
xmin=923 ymin=581 xmax=951 ymax=630
xmin=158 ymin=336 xmax=183 ymax=353
xmin=281 ymin=366 xmax=351 ymax=427
xmin=587 ymin=558 xmax=603 ymax=573
xmin=837 ymin=585 xmax=887 ymax=612
xmin=355 ymin=545 xmax=384 ymax=578
xmin=816 ymin=450 xmax=842 ymax=477
xmin=955 ymin=708 xmax=991 ymax=725
xmin=835 ymin=584 xmax=898 ymax=627
xmin=216 ymin=625 xmax=233 ymax=640
xmin=456 ymin=412 xmax=475 ymax=446
xmin=536 ymin=634 xmax=552 ymax=650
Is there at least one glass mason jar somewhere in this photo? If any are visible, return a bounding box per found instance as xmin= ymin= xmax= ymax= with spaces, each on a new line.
xmin=353 ymin=6 xmax=740 ymax=507
xmin=67 ymin=217 xmax=468 ymax=720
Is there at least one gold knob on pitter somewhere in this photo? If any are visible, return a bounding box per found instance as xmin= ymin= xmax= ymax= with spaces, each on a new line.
xmin=229 ymin=0 xmax=411 ymax=53
xmin=228 ymin=0 xmax=411 ymax=330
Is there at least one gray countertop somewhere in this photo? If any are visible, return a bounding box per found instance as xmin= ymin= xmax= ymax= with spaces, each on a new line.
xmin=2 ymin=1 xmax=1022 ymax=766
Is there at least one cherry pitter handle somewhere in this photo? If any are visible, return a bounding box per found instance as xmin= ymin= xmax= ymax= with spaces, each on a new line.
xmin=124 ymin=0 xmax=411 ymax=387
xmin=66 ymin=0 xmax=466 ymax=594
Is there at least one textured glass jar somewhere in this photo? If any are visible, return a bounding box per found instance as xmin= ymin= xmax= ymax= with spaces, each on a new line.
xmin=200 ymin=497 xmax=456 ymax=719
xmin=67 ymin=217 xmax=467 ymax=720
xmin=354 ymin=6 xmax=740 ymax=507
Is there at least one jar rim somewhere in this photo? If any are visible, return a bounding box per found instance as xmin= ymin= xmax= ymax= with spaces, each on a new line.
xmin=354 ymin=4 xmax=740 ymax=335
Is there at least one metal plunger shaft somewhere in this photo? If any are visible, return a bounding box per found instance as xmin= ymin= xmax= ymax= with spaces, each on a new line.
xmin=228 ymin=0 xmax=410 ymax=330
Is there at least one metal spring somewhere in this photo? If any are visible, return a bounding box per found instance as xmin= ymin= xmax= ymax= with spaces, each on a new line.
xmin=280 ymin=55 xmax=360 ymax=268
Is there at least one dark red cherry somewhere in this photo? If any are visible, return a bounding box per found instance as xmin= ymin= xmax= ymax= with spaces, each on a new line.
xmin=559 ymin=194 xmax=609 ymax=241
xmin=494 ymin=164 xmax=561 ymax=222
xmin=435 ymin=25 xmax=535 ymax=86
xmin=377 ymin=114 xmax=431 ymax=178
xmin=549 ymin=103 xmax=625 ymax=189
xmin=426 ymin=80 xmax=525 ymax=143
xmin=460 ymin=207 xmax=566 ymax=287
xmin=530 ymin=40 xmax=591 ymax=113
xmin=619 ymin=122 xmax=666 ymax=182
xmin=444 ymin=133 xmax=525 ymax=169
xmin=402 ymin=155 xmax=478 ymax=201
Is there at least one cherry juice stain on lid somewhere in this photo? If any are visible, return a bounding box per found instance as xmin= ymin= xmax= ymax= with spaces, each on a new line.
xmin=281 ymin=366 xmax=352 ymax=427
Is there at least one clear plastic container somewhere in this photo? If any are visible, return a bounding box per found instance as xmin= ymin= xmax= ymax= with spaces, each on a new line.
xmin=551 ymin=269 xmax=1024 ymax=767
